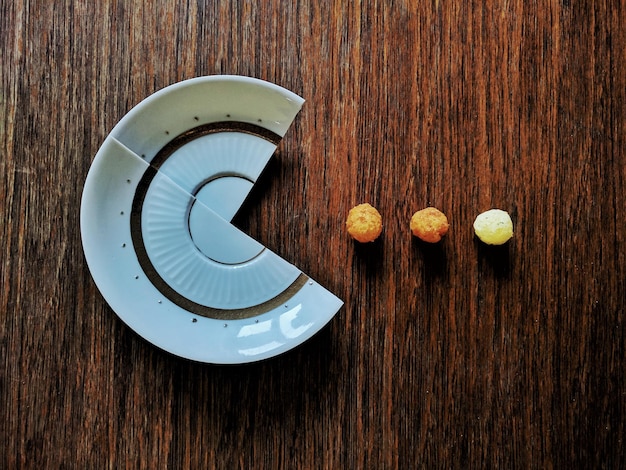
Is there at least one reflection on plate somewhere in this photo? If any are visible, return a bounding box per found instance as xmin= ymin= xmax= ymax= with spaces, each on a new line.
xmin=80 ymin=75 xmax=343 ymax=364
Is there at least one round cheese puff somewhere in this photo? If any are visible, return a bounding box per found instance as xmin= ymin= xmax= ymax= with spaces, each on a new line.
xmin=410 ymin=207 xmax=449 ymax=243
xmin=346 ymin=203 xmax=383 ymax=243
xmin=473 ymin=209 xmax=513 ymax=245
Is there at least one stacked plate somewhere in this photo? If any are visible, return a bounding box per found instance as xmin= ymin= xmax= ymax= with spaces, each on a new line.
xmin=81 ymin=75 xmax=343 ymax=363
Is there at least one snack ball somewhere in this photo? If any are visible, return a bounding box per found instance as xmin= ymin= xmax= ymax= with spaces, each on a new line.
xmin=410 ymin=207 xmax=449 ymax=243
xmin=346 ymin=203 xmax=383 ymax=243
xmin=473 ymin=209 xmax=514 ymax=245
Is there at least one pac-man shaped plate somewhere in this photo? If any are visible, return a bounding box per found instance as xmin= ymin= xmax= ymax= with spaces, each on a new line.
xmin=81 ymin=75 xmax=343 ymax=364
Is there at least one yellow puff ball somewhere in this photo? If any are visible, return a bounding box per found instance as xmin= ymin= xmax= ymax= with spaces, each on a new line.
xmin=346 ymin=203 xmax=383 ymax=243
xmin=473 ymin=209 xmax=513 ymax=245
xmin=410 ymin=207 xmax=449 ymax=243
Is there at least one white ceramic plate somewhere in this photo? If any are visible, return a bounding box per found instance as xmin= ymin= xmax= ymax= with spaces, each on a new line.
xmin=80 ymin=75 xmax=343 ymax=364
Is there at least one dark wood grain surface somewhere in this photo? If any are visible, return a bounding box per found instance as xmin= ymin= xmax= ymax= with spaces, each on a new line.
xmin=2 ymin=1 xmax=625 ymax=468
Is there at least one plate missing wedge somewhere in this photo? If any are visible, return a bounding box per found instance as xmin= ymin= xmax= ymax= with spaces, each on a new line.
xmin=80 ymin=75 xmax=343 ymax=364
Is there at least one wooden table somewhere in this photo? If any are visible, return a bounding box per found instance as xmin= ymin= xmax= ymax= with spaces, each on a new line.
xmin=2 ymin=1 xmax=624 ymax=468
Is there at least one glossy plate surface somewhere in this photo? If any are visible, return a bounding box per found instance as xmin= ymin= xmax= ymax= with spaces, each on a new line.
xmin=80 ymin=75 xmax=343 ymax=364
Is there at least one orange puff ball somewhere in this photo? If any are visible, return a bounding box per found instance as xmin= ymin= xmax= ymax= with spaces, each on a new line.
xmin=410 ymin=207 xmax=449 ymax=243
xmin=346 ymin=203 xmax=383 ymax=243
